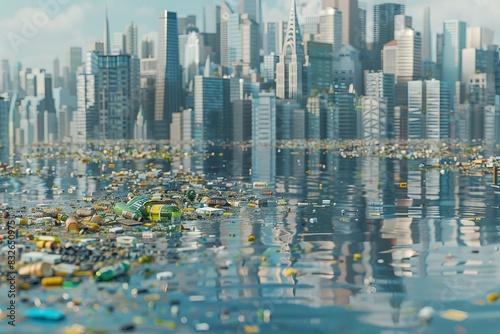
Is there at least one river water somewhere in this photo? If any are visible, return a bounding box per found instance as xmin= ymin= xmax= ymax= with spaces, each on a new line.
xmin=1 ymin=147 xmax=500 ymax=333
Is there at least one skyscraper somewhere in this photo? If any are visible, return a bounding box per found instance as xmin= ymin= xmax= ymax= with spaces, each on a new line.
xmin=425 ymin=80 xmax=450 ymax=140
xmin=276 ymin=0 xmax=305 ymax=101
xmin=240 ymin=13 xmax=260 ymax=73
xmin=252 ymin=92 xmax=276 ymax=184
xmin=332 ymin=44 xmax=363 ymax=95
xmin=141 ymin=38 xmax=155 ymax=58
xmin=238 ymin=0 xmax=262 ymax=25
xmin=73 ymin=51 xmax=99 ymax=143
xmin=1 ymin=60 xmax=11 ymax=93
xmin=96 ymin=54 xmax=134 ymax=139
xmin=204 ymin=4 xmax=220 ymax=34
xmin=177 ymin=15 xmax=196 ymax=36
xmin=220 ymin=1 xmax=234 ymax=76
xmin=67 ymin=47 xmax=82 ymax=96
xmin=358 ymin=4 xmax=367 ymax=49
xmin=304 ymin=40 xmax=333 ymax=94
xmin=422 ymin=7 xmax=431 ymax=60
xmin=319 ymin=7 xmax=342 ymax=54
xmin=125 ymin=22 xmax=138 ymax=56
xmin=183 ymin=32 xmax=200 ymax=88
xmin=112 ymin=32 xmax=125 ymax=55
xmin=264 ymin=21 xmax=287 ymax=55
xmin=53 ymin=58 xmax=61 ymax=88
xmin=466 ymin=27 xmax=495 ymax=50
xmin=154 ymin=11 xmax=181 ymax=140
xmin=373 ymin=2 xmax=405 ymax=69
xmin=322 ymin=0 xmax=359 ymax=48
xmin=363 ymin=71 xmax=395 ymax=139
xmin=193 ymin=75 xmax=230 ymax=141
xmin=441 ymin=20 xmax=466 ymax=102
xmin=408 ymin=79 xmax=450 ymax=140
xmin=103 ymin=7 xmax=111 ymax=55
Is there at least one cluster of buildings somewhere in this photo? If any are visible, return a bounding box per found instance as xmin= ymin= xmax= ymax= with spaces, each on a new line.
xmin=1 ymin=0 xmax=500 ymax=161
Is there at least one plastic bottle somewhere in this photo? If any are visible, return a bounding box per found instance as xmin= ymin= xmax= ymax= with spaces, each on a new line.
xmin=126 ymin=196 xmax=150 ymax=215
xmin=95 ymin=261 xmax=131 ymax=282
xmin=114 ymin=203 xmax=144 ymax=221
xmin=147 ymin=205 xmax=181 ymax=222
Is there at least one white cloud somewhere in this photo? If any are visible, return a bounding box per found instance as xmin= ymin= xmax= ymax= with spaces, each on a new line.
xmin=0 ymin=3 xmax=93 ymax=69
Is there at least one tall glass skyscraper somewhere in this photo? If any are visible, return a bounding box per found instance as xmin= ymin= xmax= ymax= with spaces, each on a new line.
xmin=154 ymin=11 xmax=181 ymax=140
xmin=373 ymin=3 xmax=405 ymax=69
xmin=441 ymin=20 xmax=466 ymax=102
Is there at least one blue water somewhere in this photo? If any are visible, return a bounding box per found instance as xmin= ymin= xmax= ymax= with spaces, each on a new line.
xmin=1 ymin=148 xmax=500 ymax=333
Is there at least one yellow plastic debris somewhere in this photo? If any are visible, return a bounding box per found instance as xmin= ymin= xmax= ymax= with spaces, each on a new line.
xmin=487 ymin=292 xmax=499 ymax=303
xmin=248 ymin=235 xmax=256 ymax=242
xmin=439 ymin=309 xmax=469 ymax=321
xmin=282 ymin=268 xmax=298 ymax=277
xmin=353 ymin=253 xmax=362 ymax=261
xmin=242 ymin=325 xmax=260 ymax=333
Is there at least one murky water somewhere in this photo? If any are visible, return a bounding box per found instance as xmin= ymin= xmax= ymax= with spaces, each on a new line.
xmin=1 ymin=148 xmax=500 ymax=333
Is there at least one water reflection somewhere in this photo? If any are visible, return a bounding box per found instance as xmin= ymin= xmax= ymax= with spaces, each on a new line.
xmin=2 ymin=147 xmax=500 ymax=333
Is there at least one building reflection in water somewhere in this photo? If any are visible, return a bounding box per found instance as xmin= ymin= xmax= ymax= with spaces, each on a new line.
xmin=1 ymin=147 xmax=500 ymax=330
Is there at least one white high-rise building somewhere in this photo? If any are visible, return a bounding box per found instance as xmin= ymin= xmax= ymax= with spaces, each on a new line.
xmin=125 ymin=22 xmax=138 ymax=56
xmin=252 ymin=91 xmax=276 ymax=184
xmin=276 ymin=0 xmax=305 ymax=101
xmin=362 ymin=72 xmax=395 ymax=139
xmin=112 ymin=32 xmax=125 ymax=55
xmin=184 ymin=32 xmax=200 ymax=88
xmin=408 ymin=80 xmax=450 ymax=140
xmin=441 ymin=20 xmax=466 ymax=101
xmin=407 ymin=80 xmax=423 ymax=139
xmin=466 ymin=27 xmax=494 ymax=50
xmin=319 ymin=7 xmax=342 ymax=54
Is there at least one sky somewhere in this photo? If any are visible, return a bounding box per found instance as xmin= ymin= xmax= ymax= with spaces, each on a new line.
xmin=0 ymin=0 xmax=499 ymax=71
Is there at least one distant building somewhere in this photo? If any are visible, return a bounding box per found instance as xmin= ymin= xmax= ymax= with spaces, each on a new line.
xmin=334 ymin=84 xmax=358 ymax=139
xmin=408 ymin=80 xmax=450 ymax=140
xmin=262 ymin=53 xmax=279 ymax=83
xmin=318 ymin=7 xmax=342 ymax=54
xmin=97 ymin=55 xmax=134 ymax=140
xmin=466 ymin=26 xmax=494 ymax=50
xmin=125 ymin=22 xmax=138 ymax=56
xmin=252 ymin=92 xmax=276 ymax=184
xmin=141 ymin=37 xmax=155 ymax=59
xmin=0 ymin=96 xmax=9 ymax=161
xmin=154 ymin=11 xmax=181 ymax=140
xmin=177 ymin=15 xmax=196 ymax=35
xmin=441 ymin=20 xmax=466 ymax=102
xmin=373 ymin=2 xmax=405 ymax=70
xmin=321 ymin=0 xmax=359 ymax=48
xmin=332 ymin=44 xmax=363 ymax=95
xmin=204 ymin=4 xmax=220 ymax=34
xmin=304 ymin=40 xmax=333 ymax=94
xmin=139 ymin=58 xmax=157 ymax=139
xmin=112 ymin=32 xmax=125 ymax=55
xmin=67 ymin=47 xmax=82 ymax=96
xmin=264 ymin=21 xmax=287 ymax=55
xmin=193 ymin=75 xmax=231 ymax=142
xmin=276 ymin=0 xmax=306 ymax=101
xmin=362 ymin=71 xmax=395 ymax=139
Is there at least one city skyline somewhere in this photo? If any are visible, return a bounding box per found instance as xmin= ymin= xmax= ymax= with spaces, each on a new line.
xmin=1 ymin=0 xmax=499 ymax=70
xmin=1 ymin=0 xmax=500 ymax=153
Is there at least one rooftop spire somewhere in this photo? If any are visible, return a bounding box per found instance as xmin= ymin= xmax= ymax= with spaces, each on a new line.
xmin=103 ymin=5 xmax=111 ymax=55
xmin=281 ymin=0 xmax=303 ymax=59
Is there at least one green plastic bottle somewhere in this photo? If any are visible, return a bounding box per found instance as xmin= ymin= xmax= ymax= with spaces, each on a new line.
xmin=186 ymin=189 xmax=196 ymax=201
xmin=114 ymin=203 xmax=144 ymax=221
xmin=95 ymin=261 xmax=131 ymax=282
xmin=147 ymin=204 xmax=181 ymax=222
xmin=126 ymin=196 xmax=150 ymax=215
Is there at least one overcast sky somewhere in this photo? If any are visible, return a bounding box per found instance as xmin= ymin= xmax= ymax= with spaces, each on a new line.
xmin=0 ymin=0 xmax=498 ymax=70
